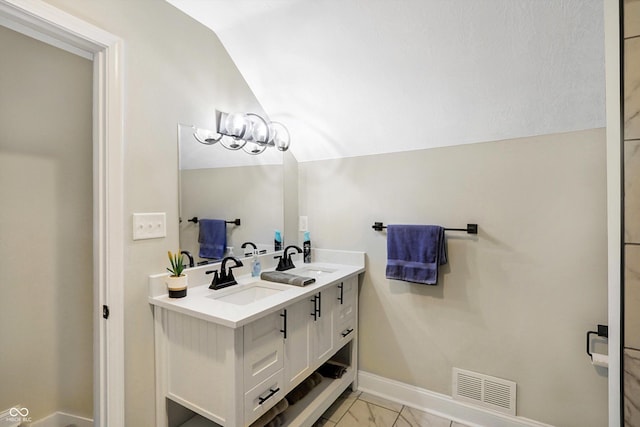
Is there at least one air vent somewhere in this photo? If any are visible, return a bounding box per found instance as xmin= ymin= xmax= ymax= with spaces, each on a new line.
xmin=453 ymin=368 xmax=516 ymax=415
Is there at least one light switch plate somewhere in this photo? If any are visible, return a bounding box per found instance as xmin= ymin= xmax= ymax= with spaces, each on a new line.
xmin=299 ymin=216 xmax=308 ymax=232
xmin=133 ymin=212 xmax=166 ymax=240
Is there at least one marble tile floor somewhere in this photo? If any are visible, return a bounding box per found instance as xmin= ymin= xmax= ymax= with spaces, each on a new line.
xmin=314 ymin=390 xmax=471 ymax=427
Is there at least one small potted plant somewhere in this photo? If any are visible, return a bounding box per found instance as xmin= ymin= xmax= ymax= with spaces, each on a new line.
xmin=166 ymin=250 xmax=188 ymax=298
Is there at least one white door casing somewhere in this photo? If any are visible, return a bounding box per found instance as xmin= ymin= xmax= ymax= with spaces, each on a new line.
xmin=0 ymin=0 xmax=125 ymax=425
xmin=604 ymin=0 xmax=621 ymax=426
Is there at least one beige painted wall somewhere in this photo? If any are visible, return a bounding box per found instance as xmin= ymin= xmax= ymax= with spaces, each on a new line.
xmin=298 ymin=129 xmax=608 ymax=427
xmin=37 ymin=0 xmax=268 ymax=425
xmin=0 ymin=26 xmax=93 ymax=419
xmin=284 ymin=150 xmax=300 ymax=248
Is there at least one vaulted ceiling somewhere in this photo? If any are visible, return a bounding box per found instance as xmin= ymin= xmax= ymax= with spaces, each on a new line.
xmin=167 ymin=0 xmax=605 ymax=163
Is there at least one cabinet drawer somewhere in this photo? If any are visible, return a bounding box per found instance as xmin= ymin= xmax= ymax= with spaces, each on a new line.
xmin=335 ymin=280 xmax=356 ymax=323
xmin=336 ymin=317 xmax=356 ymax=346
xmin=244 ymin=369 xmax=285 ymax=426
xmin=335 ymin=297 xmax=355 ymax=323
xmin=244 ymin=311 xmax=284 ymax=391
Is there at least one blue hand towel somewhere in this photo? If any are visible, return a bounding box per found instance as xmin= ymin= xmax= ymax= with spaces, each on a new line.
xmin=385 ymin=224 xmax=447 ymax=285
xmin=198 ymin=219 xmax=226 ymax=259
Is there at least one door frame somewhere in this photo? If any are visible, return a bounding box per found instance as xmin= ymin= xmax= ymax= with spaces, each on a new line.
xmin=0 ymin=0 xmax=125 ymax=425
xmin=604 ymin=0 xmax=621 ymax=425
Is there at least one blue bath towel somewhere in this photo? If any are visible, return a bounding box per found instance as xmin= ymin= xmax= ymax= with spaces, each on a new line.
xmin=198 ymin=219 xmax=226 ymax=259
xmin=385 ymin=224 xmax=447 ymax=285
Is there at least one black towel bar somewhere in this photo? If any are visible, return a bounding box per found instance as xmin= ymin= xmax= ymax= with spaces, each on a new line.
xmin=372 ymin=222 xmax=478 ymax=234
xmin=187 ymin=217 xmax=241 ymax=226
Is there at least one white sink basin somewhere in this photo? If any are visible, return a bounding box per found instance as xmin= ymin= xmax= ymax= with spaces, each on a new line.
xmin=207 ymin=282 xmax=286 ymax=305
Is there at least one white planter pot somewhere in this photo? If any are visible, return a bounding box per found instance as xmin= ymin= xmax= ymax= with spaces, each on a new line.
xmin=166 ymin=274 xmax=188 ymax=298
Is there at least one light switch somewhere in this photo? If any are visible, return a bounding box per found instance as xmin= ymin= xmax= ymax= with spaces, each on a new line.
xmin=133 ymin=212 xmax=166 ymax=240
xmin=299 ymin=216 xmax=308 ymax=232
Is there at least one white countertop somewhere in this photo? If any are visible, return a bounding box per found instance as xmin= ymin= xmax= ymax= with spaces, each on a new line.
xmin=148 ymin=249 xmax=365 ymax=328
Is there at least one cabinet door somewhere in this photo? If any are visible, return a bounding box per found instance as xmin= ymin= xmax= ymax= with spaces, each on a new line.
xmin=244 ymin=311 xmax=284 ymax=391
xmin=311 ymin=289 xmax=335 ymax=364
xmin=283 ymin=299 xmax=312 ymax=389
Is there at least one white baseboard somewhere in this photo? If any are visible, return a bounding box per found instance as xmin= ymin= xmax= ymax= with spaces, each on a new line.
xmin=357 ymin=371 xmax=554 ymax=427
xmin=30 ymin=411 xmax=93 ymax=427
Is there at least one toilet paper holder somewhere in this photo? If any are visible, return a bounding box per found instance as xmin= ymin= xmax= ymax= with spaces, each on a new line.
xmin=586 ymin=324 xmax=608 ymax=361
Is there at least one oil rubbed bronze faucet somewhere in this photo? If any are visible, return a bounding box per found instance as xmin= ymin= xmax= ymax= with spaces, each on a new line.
xmin=241 ymin=241 xmax=257 ymax=256
xmin=180 ymin=250 xmax=194 ymax=268
xmin=206 ymin=256 xmax=244 ymax=290
xmin=275 ymin=245 xmax=303 ymax=271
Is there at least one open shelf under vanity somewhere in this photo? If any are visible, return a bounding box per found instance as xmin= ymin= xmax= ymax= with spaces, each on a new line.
xmin=176 ymin=349 xmax=356 ymax=427
xmin=280 ymin=366 xmax=355 ymax=427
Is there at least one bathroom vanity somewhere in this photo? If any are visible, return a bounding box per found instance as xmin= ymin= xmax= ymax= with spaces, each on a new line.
xmin=149 ymin=250 xmax=365 ymax=427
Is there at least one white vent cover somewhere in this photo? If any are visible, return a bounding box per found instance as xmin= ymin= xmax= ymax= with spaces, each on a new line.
xmin=452 ymin=368 xmax=516 ymax=416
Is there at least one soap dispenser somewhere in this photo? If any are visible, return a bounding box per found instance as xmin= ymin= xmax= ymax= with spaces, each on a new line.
xmin=251 ymin=250 xmax=261 ymax=277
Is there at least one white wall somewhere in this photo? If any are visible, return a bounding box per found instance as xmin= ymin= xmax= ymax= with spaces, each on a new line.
xmin=298 ymin=128 xmax=609 ymax=427
xmin=168 ymin=0 xmax=605 ymax=163
xmin=0 ymin=25 xmax=93 ymax=420
xmin=38 ymin=1 xmax=269 ymax=425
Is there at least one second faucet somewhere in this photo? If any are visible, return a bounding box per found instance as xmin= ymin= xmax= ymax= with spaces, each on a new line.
xmin=275 ymin=245 xmax=303 ymax=271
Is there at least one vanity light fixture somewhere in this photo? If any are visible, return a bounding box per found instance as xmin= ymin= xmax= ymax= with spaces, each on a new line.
xmin=193 ymin=111 xmax=291 ymax=155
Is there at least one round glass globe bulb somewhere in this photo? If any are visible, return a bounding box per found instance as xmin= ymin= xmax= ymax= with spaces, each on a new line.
xmin=225 ymin=113 xmax=248 ymax=138
xmin=269 ymin=122 xmax=290 ymax=151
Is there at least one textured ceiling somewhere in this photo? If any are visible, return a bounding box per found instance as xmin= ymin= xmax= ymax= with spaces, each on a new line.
xmin=167 ymin=0 xmax=605 ymax=163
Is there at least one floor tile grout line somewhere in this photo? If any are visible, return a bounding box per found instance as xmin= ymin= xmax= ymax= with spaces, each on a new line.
xmin=333 ymin=395 xmax=403 ymax=426
xmin=356 ymin=396 xmax=404 ymax=415
xmin=357 ymin=397 xmax=405 ymax=426
xmin=333 ymin=393 xmax=359 ymax=426
xmin=391 ymin=409 xmax=402 ymax=427
xmin=329 ymin=391 xmax=410 ymax=426
xmin=391 ymin=405 xmax=404 ymax=427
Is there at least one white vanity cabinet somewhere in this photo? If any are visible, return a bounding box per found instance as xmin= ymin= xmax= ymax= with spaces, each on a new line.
xmin=152 ymin=270 xmax=361 ymax=427
xmin=154 ymin=307 xmax=290 ymax=427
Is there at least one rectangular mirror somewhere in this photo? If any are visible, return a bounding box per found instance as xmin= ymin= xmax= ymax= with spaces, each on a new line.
xmin=178 ymin=123 xmax=284 ymax=265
